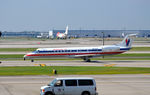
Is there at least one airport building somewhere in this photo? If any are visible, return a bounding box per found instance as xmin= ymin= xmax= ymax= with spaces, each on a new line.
xmin=1 ymin=30 xmax=150 ymax=38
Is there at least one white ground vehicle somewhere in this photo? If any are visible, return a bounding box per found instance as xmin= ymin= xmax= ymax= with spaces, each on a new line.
xmin=40 ymin=77 xmax=98 ymax=95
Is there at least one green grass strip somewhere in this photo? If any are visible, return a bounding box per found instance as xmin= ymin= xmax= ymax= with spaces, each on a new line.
xmin=0 ymin=54 xmax=24 ymax=58
xmin=0 ymin=48 xmax=36 ymax=52
xmin=131 ymin=47 xmax=150 ymax=51
xmin=111 ymin=53 xmax=150 ymax=57
xmin=0 ymin=47 xmax=149 ymax=52
xmin=0 ymin=66 xmax=150 ymax=76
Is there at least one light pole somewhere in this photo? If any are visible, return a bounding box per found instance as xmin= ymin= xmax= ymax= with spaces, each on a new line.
xmin=102 ymin=32 xmax=105 ymax=59
xmin=102 ymin=32 xmax=104 ymax=46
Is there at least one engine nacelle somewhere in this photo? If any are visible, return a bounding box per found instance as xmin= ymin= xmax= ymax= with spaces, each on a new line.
xmin=102 ymin=46 xmax=120 ymax=52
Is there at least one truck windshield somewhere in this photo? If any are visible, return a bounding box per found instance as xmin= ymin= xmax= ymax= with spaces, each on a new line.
xmin=48 ymin=79 xmax=57 ymax=86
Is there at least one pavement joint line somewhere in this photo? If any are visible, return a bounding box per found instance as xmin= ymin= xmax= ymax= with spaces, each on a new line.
xmin=1 ymin=75 xmax=150 ymax=78
xmin=0 ymin=81 xmax=150 ymax=84
xmin=0 ymin=83 xmax=47 ymax=84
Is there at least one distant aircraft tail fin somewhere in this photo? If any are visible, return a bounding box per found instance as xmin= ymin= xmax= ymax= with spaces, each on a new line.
xmin=118 ymin=34 xmax=136 ymax=47
xmin=65 ymin=26 xmax=69 ymax=35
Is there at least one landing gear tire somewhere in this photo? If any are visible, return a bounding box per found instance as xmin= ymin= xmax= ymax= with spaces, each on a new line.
xmin=31 ymin=59 xmax=34 ymax=62
xmin=83 ymin=57 xmax=91 ymax=62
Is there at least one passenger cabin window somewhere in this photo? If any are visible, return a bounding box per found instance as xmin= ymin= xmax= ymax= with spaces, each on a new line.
xmin=49 ymin=51 xmax=54 ymax=53
xmin=54 ymin=80 xmax=63 ymax=87
xmin=88 ymin=49 xmax=96 ymax=51
xmin=78 ymin=50 xmax=87 ymax=52
xmin=71 ymin=50 xmax=77 ymax=52
xmin=78 ymin=80 xmax=93 ymax=86
xmin=98 ymin=49 xmax=101 ymax=51
xmin=65 ymin=80 xmax=77 ymax=86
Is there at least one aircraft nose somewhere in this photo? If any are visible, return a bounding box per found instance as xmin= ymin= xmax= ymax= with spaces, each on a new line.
xmin=23 ymin=54 xmax=29 ymax=60
xmin=23 ymin=53 xmax=32 ymax=60
xmin=23 ymin=55 xmax=26 ymax=60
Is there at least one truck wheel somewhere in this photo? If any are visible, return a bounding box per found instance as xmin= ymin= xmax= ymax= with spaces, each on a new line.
xmin=82 ymin=91 xmax=90 ymax=95
xmin=45 ymin=92 xmax=53 ymax=95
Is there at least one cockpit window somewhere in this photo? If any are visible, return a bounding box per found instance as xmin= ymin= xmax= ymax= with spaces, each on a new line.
xmin=32 ymin=50 xmax=39 ymax=53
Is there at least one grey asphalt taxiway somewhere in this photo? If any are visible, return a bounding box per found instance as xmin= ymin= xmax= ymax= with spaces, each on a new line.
xmin=0 ymin=74 xmax=150 ymax=95
xmin=0 ymin=38 xmax=150 ymax=48
xmin=0 ymin=60 xmax=150 ymax=67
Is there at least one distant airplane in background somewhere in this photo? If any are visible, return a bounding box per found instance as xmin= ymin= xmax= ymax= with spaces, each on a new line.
xmin=24 ymin=34 xmax=136 ymax=62
xmin=37 ymin=31 xmax=53 ymax=39
xmin=56 ymin=26 xmax=68 ymax=39
xmin=37 ymin=33 xmax=46 ymax=38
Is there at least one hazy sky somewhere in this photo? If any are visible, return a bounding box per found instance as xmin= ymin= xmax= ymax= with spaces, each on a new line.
xmin=0 ymin=0 xmax=150 ymax=31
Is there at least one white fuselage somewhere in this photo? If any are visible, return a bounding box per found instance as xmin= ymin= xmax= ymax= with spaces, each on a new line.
xmin=24 ymin=34 xmax=134 ymax=61
xmin=24 ymin=45 xmax=130 ymax=59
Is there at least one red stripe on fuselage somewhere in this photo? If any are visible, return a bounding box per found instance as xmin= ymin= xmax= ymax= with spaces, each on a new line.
xmin=26 ymin=51 xmax=124 ymax=57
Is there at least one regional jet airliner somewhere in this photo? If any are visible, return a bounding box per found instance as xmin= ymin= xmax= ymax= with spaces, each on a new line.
xmin=24 ymin=34 xmax=135 ymax=62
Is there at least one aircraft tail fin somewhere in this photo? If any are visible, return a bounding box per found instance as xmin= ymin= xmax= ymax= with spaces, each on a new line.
xmin=65 ymin=26 xmax=69 ymax=35
xmin=118 ymin=34 xmax=136 ymax=47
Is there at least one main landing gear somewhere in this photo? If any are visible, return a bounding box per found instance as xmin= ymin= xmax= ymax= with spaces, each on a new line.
xmin=31 ymin=59 xmax=34 ymax=62
xmin=83 ymin=57 xmax=91 ymax=62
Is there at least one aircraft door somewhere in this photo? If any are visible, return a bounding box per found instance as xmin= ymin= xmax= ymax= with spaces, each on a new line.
xmin=54 ymin=80 xmax=64 ymax=95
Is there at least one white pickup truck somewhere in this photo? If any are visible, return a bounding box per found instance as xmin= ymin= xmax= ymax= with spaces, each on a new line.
xmin=40 ymin=77 xmax=98 ymax=95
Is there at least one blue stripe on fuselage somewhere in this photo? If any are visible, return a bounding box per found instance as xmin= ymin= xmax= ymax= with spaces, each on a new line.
xmin=37 ymin=49 xmax=102 ymax=53
xmin=120 ymin=48 xmax=131 ymax=51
